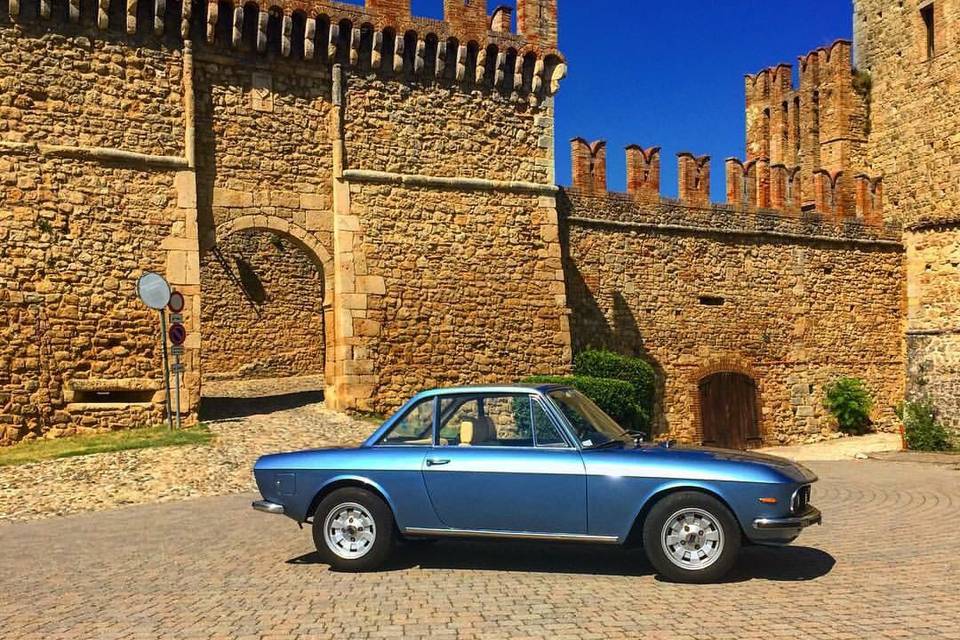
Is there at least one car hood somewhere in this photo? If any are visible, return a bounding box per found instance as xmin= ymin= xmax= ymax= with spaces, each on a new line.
xmin=629 ymin=443 xmax=818 ymax=483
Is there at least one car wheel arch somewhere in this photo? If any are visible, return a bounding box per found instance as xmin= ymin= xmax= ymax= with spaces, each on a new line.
xmin=626 ymin=485 xmax=744 ymax=545
xmin=305 ymin=476 xmax=397 ymax=525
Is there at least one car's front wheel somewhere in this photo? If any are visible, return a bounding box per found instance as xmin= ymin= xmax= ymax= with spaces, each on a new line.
xmin=313 ymin=487 xmax=395 ymax=572
xmin=642 ymin=491 xmax=741 ymax=583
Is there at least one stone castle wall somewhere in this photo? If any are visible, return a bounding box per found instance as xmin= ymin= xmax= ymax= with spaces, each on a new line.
xmin=0 ymin=0 xmax=569 ymax=440
xmin=854 ymin=0 xmax=960 ymax=440
xmin=3 ymin=0 xmax=949 ymax=448
xmin=0 ymin=17 xmax=196 ymax=443
xmin=561 ymin=186 xmax=905 ymax=444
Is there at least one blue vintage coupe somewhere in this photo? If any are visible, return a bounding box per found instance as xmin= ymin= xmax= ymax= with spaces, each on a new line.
xmin=253 ymin=384 xmax=821 ymax=582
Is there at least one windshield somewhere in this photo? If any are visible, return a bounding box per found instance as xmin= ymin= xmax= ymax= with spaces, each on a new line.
xmin=548 ymin=388 xmax=629 ymax=448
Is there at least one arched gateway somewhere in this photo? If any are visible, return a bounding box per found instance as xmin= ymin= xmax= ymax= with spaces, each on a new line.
xmin=200 ymin=216 xmax=335 ymax=400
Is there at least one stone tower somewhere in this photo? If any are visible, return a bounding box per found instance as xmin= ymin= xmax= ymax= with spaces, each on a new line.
xmin=854 ymin=0 xmax=960 ymax=439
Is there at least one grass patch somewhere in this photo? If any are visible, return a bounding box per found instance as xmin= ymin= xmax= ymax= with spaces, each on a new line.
xmin=0 ymin=424 xmax=214 ymax=467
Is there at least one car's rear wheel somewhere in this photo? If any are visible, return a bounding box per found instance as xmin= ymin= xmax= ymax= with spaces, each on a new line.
xmin=642 ymin=491 xmax=741 ymax=583
xmin=313 ymin=488 xmax=394 ymax=572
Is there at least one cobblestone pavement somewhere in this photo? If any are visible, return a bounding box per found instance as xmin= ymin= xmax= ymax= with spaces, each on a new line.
xmin=0 ymin=377 xmax=376 ymax=522
xmin=2 ymin=460 xmax=959 ymax=639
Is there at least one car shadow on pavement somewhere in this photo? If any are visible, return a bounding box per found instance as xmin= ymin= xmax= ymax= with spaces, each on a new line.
xmin=287 ymin=540 xmax=835 ymax=582
xmin=200 ymin=391 xmax=326 ymax=422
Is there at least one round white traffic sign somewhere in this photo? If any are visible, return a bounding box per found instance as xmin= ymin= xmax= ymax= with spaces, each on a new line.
xmin=137 ymin=272 xmax=171 ymax=310
xmin=168 ymin=291 xmax=186 ymax=313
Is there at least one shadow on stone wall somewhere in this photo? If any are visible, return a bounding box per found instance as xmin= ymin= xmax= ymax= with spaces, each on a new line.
xmin=559 ymin=216 xmax=668 ymax=436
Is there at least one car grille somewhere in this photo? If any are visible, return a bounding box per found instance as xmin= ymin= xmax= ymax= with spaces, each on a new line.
xmin=791 ymin=485 xmax=812 ymax=514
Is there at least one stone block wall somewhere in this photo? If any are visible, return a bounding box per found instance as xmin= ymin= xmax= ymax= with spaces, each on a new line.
xmin=336 ymin=70 xmax=569 ymax=412
xmin=0 ymin=17 xmax=197 ymax=443
xmin=855 ymin=0 xmax=960 ymax=441
xmin=561 ymin=188 xmax=906 ymax=445
xmin=1 ymin=0 xmax=568 ymax=440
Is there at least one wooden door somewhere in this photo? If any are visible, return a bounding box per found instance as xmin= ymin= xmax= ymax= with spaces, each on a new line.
xmin=698 ymin=372 xmax=761 ymax=450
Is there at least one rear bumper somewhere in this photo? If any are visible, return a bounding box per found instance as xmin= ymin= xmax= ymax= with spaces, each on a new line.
xmin=753 ymin=506 xmax=822 ymax=530
xmin=252 ymin=500 xmax=285 ymax=515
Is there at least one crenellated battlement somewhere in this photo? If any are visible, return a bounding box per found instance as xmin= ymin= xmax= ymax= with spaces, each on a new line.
xmin=744 ymin=40 xmax=868 ymax=208
xmin=1 ymin=0 xmax=565 ymax=103
xmin=567 ymin=139 xmax=885 ymax=226
xmin=570 ymin=138 xmax=607 ymax=194
xmin=625 ymin=145 xmax=660 ymax=203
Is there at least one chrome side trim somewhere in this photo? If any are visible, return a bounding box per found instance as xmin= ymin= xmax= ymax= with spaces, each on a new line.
xmin=404 ymin=527 xmax=620 ymax=544
xmin=753 ymin=506 xmax=822 ymax=530
xmin=252 ymin=500 xmax=285 ymax=515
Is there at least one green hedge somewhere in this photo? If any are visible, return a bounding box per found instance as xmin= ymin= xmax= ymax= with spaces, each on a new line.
xmin=572 ymin=350 xmax=656 ymax=427
xmin=524 ymin=375 xmax=648 ymax=434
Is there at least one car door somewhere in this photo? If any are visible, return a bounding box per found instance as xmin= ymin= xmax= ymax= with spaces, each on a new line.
xmin=421 ymin=393 xmax=587 ymax=534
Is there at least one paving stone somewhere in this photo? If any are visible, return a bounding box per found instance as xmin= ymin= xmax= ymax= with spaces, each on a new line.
xmin=1 ymin=460 xmax=959 ymax=638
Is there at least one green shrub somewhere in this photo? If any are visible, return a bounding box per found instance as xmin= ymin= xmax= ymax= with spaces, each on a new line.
xmin=573 ymin=350 xmax=656 ymax=424
xmin=824 ymin=378 xmax=874 ymax=435
xmin=524 ymin=375 xmax=648 ymax=434
xmin=898 ymin=398 xmax=951 ymax=452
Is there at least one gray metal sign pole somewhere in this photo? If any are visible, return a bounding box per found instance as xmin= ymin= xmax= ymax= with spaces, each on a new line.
xmin=173 ymin=352 xmax=182 ymax=431
xmin=159 ymin=311 xmax=174 ymax=431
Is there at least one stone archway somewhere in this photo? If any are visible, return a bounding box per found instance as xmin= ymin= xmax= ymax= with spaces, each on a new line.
xmin=199 ymin=216 xmax=335 ymax=403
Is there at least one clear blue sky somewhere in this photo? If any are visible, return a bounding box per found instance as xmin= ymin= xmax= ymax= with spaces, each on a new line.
xmin=405 ymin=1 xmax=853 ymax=197
xmin=551 ymin=1 xmax=854 ymax=196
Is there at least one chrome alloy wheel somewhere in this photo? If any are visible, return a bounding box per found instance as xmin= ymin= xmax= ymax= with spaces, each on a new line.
xmin=323 ymin=502 xmax=377 ymax=560
xmin=660 ymin=507 xmax=725 ymax=571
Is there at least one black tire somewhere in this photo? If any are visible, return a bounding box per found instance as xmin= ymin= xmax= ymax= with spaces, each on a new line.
xmin=312 ymin=487 xmax=395 ymax=572
xmin=642 ymin=491 xmax=741 ymax=583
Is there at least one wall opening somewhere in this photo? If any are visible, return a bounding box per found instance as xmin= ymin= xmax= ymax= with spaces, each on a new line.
xmin=266 ymin=6 xmax=282 ymax=55
xmin=921 ymin=3 xmax=935 ymax=59
xmin=336 ymin=18 xmax=352 ymax=65
xmin=73 ymin=389 xmax=155 ymax=404
xmin=699 ymin=295 xmax=725 ymax=307
xmin=291 ymin=10 xmax=306 ymax=59
xmin=382 ymin=27 xmax=396 ymax=73
xmin=793 ymin=96 xmax=801 ymax=153
xmin=200 ymin=229 xmax=327 ymax=385
xmin=215 ymin=0 xmax=233 ymax=46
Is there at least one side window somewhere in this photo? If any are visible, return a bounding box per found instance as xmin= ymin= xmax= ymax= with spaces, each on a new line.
xmin=439 ymin=398 xmax=479 ymax=443
xmin=378 ymin=398 xmax=434 ymax=446
xmin=485 ymin=396 xmax=526 ymax=441
xmin=435 ymin=394 xmax=568 ymax=448
xmin=532 ymin=399 xmax=567 ymax=448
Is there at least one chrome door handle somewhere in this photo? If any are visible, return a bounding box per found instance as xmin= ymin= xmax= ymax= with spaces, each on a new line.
xmin=426 ymin=458 xmax=450 ymax=467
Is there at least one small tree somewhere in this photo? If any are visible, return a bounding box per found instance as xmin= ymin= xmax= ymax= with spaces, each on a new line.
xmin=898 ymin=397 xmax=951 ymax=452
xmin=824 ymin=378 xmax=874 ymax=435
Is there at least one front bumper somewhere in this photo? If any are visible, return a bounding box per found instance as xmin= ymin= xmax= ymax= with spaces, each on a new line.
xmin=753 ymin=505 xmax=822 ymax=530
xmin=252 ymin=500 xmax=285 ymax=515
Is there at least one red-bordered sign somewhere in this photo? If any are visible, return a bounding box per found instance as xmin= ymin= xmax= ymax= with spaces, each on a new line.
xmin=168 ymin=291 xmax=186 ymax=314
xmin=168 ymin=323 xmax=187 ymax=346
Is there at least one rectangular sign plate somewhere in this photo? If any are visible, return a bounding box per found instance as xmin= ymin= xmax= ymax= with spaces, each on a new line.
xmin=169 ymin=313 xmax=184 ymax=324
xmin=171 ymin=345 xmax=185 ymax=356
xmin=172 ymin=363 xmax=186 ymax=374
